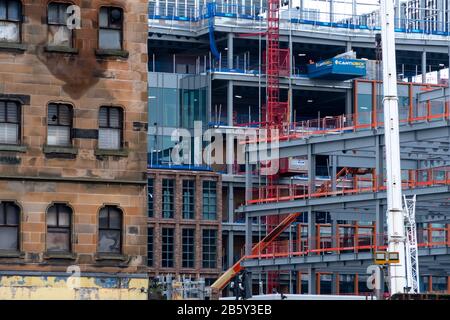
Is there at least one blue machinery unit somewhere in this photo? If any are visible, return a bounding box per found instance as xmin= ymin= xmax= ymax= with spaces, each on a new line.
xmin=307 ymin=58 xmax=367 ymax=80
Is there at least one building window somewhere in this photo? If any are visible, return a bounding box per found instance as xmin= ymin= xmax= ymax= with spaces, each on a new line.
xmin=162 ymin=179 xmax=174 ymax=219
xmin=161 ymin=227 xmax=174 ymax=268
xmin=202 ymin=181 xmax=217 ymax=220
xmin=182 ymin=228 xmax=195 ymax=268
xmin=202 ymin=229 xmax=217 ymax=269
xmin=0 ymin=0 xmax=21 ymax=43
xmin=148 ymin=178 xmax=154 ymax=217
xmin=99 ymin=7 xmax=123 ymax=50
xmin=47 ymin=103 xmax=72 ymax=147
xmin=182 ymin=180 xmax=195 ymax=219
xmin=98 ymin=106 xmax=123 ymax=150
xmin=98 ymin=206 xmax=122 ymax=254
xmin=0 ymin=100 xmax=20 ymax=145
xmin=0 ymin=201 xmax=20 ymax=252
xmin=46 ymin=203 xmax=72 ymax=253
xmin=47 ymin=2 xmax=72 ymax=47
xmin=147 ymin=227 xmax=153 ymax=267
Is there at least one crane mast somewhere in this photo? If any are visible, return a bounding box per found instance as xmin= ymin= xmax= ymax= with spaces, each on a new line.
xmin=380 ymin=0 xmax=408 ymax=295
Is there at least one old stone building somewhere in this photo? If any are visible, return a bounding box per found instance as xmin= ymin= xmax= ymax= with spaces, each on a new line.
xmin=0 ymin=0 xmax=148 ymax=299
xmin=147 ymin=169 xmax=222 ymax=285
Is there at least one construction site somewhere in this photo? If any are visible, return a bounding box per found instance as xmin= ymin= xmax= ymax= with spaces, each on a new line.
xmin=148 ymin=0 xmax=450 ymax=299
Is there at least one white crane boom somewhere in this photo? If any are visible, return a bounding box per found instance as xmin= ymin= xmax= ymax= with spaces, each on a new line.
xmin=380 ymin=0 xmax=408 ymax=295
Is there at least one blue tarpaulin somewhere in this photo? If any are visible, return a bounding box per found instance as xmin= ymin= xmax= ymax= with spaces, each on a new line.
xmin=307 ymin=58 xmax=367 ymax=80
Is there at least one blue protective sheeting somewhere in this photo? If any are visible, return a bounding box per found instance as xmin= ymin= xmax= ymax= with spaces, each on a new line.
xmin=207 ymin=3 xmax=221 ymax=61
xmin=307 ymin=58 xmax=366 ymax=80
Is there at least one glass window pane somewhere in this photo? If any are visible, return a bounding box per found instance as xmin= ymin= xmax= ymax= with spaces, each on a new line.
xmin=109 ymin=108 xmax=120 ymax=127
xmin=0 ymin=2 xmax=6 ymax=20
xmin=109 ymin=208 xmax=121 ymax=229
xmin=6 ymin=204 xmax=18 ymax=225
xmin=58 ymin=211 xmax=70 ymax=227
xmin=98 ymin=128 xmax=120 ymax=149
xmin=6 ymin=102 xmax=18 ymax=122
xmin=47 ymin=126 xmax=70 ymax=146
xmin=47 ymin=230 xmax=70 ymax=252
xmin=99 ymin=209 xmax=108 ymax=228
xmin=47 ymin=209 xmax=57 ymax=226
xmin=99 ymin=108 xmax=108 ymax=127
xmin=109 ymin=8 xmax=123 ymax=28
xmin=0 ymin=21 xmax=20 ymax=43
xmin=99 ymin=29 xmax=121 ymax=50
xmin=99 ymin=8 xmax=108 ymax=27
xmin=0 ymin=123 xmax=19 ymax=144
xmin=99 ymin=230 xmax=121 ymax=253
xmin=8 ymin=1 xmax=20 ymax=21
xmin=48 ymin=25 xmax=72 ymax=46
xmin=48 ymin=3 xmax=59 ymax=23
xmin=0 ymin=227 xmax=18 ymax=250
xmin=0 ymin=102 xmax=5 ymax=121
xmin=58 ymin=105 xmax=71 ymax=125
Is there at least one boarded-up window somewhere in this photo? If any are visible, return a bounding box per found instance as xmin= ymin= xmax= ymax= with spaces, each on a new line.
xmin=98 ymin=107 xmax=123 ymax=150
xmin=47 ymin=103 xmax=72 ymax=146
xmin=0 ymin=0 xmax=21 ymax=43
xmin=0 ymin=202 xmax=20 ymax=252
xmin=47 ymin=2 xmax=72 ymax=47
xmin=98 ymin=206 xmax=122 ymax=254
xmin=46 ymin=204 xmax=72 ymax=253
xmin=0 ymin=100 xmax=20 ymax=145
xmin=99 ymin=7 xmax=123 ymax=50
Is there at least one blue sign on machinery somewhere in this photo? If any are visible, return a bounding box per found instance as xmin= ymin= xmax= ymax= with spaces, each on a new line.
xmin=307 ymin=58 xmax=367 ymax=80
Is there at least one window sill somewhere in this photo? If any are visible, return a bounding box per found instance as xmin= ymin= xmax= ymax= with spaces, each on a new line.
xmin=43 ymin=145 xmax=78 ymax=155
xmin=44 ymin=252 xmax=76 ymax=260
xmin=45 ymin=45 xmax=79 ymax=54
xmin=0 ymin=144 xmax=27 ymax=153
xmin=95 ymin=148 xmax=128 ymax=157
xmin=95 ymin=49 xmax=129 ymax=59
xmin=95 ymin=253 xmax=127 ymax=261
xmin=0 ymin=42 xmax=27 ymax=52
xmin=0 ymin=251 xmax=24 ymax=258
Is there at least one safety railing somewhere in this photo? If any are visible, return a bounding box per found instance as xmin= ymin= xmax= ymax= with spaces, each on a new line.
xmin=248 ymin=166 xmax=450 ymax=204
xmin=246 ymin=228 xmax=450 ymax=260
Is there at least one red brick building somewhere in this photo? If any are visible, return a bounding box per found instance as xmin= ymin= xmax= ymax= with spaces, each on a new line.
xmin=147 ymin=169 xmax=222 ymax=285
xmin=0 ymin=0 xmax=148 ymax=299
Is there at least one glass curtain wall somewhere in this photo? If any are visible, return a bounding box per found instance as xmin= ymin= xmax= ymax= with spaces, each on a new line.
xmin=148 ymin=72 xmax=210 ymax=167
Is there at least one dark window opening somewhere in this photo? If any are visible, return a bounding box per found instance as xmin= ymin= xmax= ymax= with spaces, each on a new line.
xmin=0 ymin=0 xmax=22 ymax=43
xmin=47 ymin=103 xmax=72 ymax=147
xmin=99 ymin=106 xmax=123 ymax=150
xmin=202 ymin=181 xmax=217 ymax=220
xmin=0 ymin=201 xmax=20 ymax=252
xmin=162 ymin=179 xmax=174 ymax=219
xmin=98 ymin=206 xmax=122 ymax=254
xmin=46 ymin=203 xmax=72 ymax=253
xmin=0 ymin=100 xmax=20 ymax=145
xmin=99 ymin=7 xmax=123 ymax=50
xmin=47 ymin=2 xmax=72 ymax=47
xmin=147 ymin=227 xmax=153 ymax=267
xmin=148 ymin=178 xmax=154 ymax=217
xmin=202 ymin=229 xmax=217 ymax=269
xmin=161 ymin=227 xmax=174 ymax=268
xmin=182 ymin=228 xmax=195 ymax=268
xmin=182 ymin=180 xmax=195 ymax=219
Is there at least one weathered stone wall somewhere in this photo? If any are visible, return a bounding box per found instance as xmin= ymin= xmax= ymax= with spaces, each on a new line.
xmin=0 ymin=0 xmax=149 ymax=294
